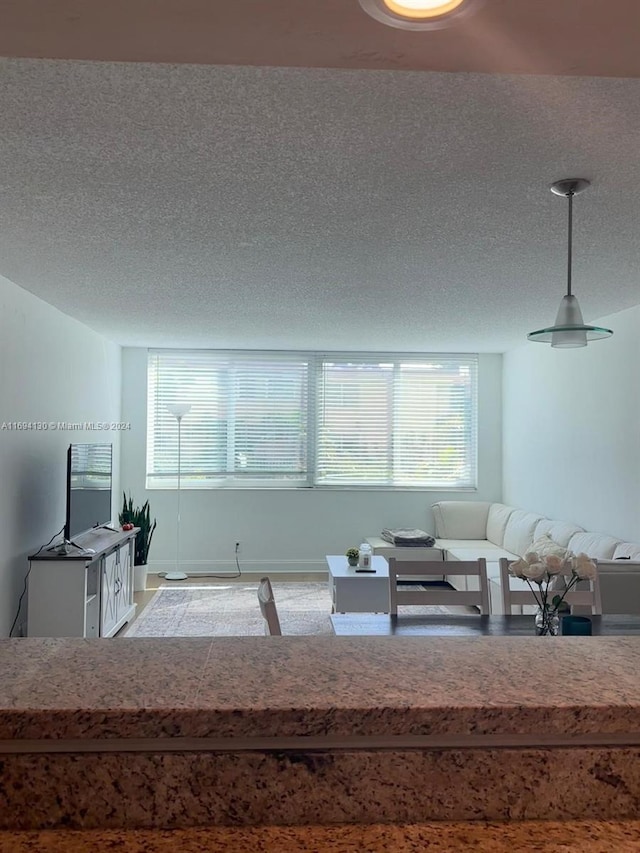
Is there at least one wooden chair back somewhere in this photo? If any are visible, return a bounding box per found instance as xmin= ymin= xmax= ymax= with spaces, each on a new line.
xmin=499 ymin=557 xmax=602 ymax=615
xmin=388 ymin=558 xmax=490 ymax=616
xmin=257 ymin=576 xmax=282 ymax=636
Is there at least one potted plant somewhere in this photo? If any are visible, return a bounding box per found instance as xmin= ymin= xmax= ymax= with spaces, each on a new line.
xmin=345 ymin=547 xmax=359 ymax=567
xmin=119 ymin=492 xmax=157 ymax=592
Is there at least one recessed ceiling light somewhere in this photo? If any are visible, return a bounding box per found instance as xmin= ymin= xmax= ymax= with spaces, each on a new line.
xmin=383 ymin=0 xmax=465 ymax=18
xmin=359 ymin=0 xmax=480 ymax=30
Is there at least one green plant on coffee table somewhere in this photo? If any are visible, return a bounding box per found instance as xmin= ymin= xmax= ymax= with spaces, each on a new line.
xmin=119 ymin=492 xmax=157 ymax=567
xmin=346 ymin=547 xmax=359 ymax=566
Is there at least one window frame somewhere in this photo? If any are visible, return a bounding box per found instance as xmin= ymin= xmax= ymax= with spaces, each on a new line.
xmin=146 ymin=349 xmax=478 ymax=491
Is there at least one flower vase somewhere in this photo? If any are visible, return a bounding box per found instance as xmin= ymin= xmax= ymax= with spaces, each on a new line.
xmin=535 ymin=606 xmax=560 ymax=636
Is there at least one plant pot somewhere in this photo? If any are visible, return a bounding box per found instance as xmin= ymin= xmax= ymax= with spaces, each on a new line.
xmin=347 ymin=557 xmax=358 ymax=567
xmin=134 ymin=563 xmax=148 ymax=593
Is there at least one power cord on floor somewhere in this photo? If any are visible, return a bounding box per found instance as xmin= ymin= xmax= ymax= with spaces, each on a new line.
xmin=10 ymin=523 xmax=66 ymax=637
xmin=158 ymin=544 xmax=242 ymax=580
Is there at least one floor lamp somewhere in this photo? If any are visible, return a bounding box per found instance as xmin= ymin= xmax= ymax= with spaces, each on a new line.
xmin=165 ymin=403 xmax=191 ymax=581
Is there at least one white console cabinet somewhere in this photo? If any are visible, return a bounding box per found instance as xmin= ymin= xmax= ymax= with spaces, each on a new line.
xmin=28 ymin=527 xmax=138 ymax=638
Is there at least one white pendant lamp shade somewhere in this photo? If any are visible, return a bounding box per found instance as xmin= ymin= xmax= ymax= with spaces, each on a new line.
xmin=527 ymin=179 xmax=613 ymax=348
xmin=550 ymin=296 xmax=588 ymax=349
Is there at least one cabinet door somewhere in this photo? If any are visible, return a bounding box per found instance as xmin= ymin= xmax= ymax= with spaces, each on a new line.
xmin=116 ymin=543 xmax=132 ymax=622
xmin=84 ymin=560 xmax=100 ymax=638
xmin=28 ymin=560 xmax=88 ymax=637
xmin=101 ymin=551 xmax=119 ymax=636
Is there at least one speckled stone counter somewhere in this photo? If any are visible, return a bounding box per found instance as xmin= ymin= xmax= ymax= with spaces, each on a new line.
xmin=2 ymin=637 xmax=640 ymax=829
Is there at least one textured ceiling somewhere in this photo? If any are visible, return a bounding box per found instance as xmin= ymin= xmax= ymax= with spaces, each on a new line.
xmin=0 ymin=56 xmax=639 ymax=352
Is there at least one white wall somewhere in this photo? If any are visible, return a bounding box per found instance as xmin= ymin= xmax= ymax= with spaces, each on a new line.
xmin=503 ymin=305 xmax=640 ymax=542
xmin=0 ymin=274 xmax=122 ymax=636
xmin=121 ymin=349 xmax=503 ymax=575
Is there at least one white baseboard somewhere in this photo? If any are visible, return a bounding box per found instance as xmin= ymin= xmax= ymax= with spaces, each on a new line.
xmin=148 ymin=559 xmax=328 ymax=575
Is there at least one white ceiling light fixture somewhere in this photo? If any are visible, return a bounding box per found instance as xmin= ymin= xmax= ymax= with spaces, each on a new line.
xmin=528 ymin=179 xmax=613 ymax=349
xmin=358 ymin=0 xmax=481 ymax=30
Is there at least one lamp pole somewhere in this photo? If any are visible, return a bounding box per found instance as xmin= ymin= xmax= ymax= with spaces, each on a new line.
xmin=165 ymin=404 xmax=191 ymax=581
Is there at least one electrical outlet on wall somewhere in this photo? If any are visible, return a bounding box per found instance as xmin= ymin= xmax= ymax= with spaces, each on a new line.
xmin=235 ymin=541 xmax=241 ymax=554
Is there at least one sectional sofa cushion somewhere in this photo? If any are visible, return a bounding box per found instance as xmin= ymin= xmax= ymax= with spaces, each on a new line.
xmin=485 ymin=504 xmax=515 ymax=548
xmin=533 ymin=518 xmax=584 ymax=548
xmin=433 ymin=539 xmax=502 ymax=553
xmin=445 ymin=545 xmax=520 ymax=564
xmin=567 ymin=531 xmax=622 ymax=560
xmin=431 ymin=501 xmax=491 ymax=539
xmin=502 ymin=510 xmax=544 ymax=557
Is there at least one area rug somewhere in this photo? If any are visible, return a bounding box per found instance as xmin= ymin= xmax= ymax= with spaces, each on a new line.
xmin=125 ymin=582 xmax=464 ymax=638
xmin=125 ymin=583 xmax=336 ymax=637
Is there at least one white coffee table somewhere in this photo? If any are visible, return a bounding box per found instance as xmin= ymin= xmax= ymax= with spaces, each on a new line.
xmin=326 ymin=555 xmax=390 ymax=613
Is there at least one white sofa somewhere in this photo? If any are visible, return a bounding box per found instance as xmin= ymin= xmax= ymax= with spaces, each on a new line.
xmin=432 ymin=501 xmax=640 ymax=615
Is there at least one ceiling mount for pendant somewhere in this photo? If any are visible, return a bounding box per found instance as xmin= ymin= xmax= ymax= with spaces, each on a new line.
xmin=549 ymin=178 xmax=591 ymax=198
xmin=527 ymin=178 xmax=613 ymax=348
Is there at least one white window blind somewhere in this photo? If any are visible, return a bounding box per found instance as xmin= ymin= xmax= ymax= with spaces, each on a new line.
xmin=316 ymin=356 xmax=477 ymax=488
xmin=147 ymin=350 xmax=309 ymax=487
xmin=147 ymin=350 xmax=477 ymax=489
xmin=70 ymin=443 xmax=112 ymax=489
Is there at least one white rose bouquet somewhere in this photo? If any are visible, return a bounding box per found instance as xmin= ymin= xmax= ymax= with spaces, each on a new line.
xmin=508 ymin=551 xmax=597 ymax=633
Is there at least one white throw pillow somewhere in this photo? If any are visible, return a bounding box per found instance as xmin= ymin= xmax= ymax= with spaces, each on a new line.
xmin=529 ymin=534 xmax=568 ymax=559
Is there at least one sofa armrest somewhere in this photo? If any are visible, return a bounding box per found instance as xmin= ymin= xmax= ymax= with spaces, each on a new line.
xmin=431 ymin=501 xmax=491 ymax=540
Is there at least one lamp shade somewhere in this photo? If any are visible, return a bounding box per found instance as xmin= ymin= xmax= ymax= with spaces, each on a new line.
xmin=166 ymin=403 xmax=191 ymax=419
xmin=527 ymin=295 xmax=612 ymax=348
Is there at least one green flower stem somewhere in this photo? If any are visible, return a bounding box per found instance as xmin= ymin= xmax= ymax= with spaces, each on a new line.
xmin=525 ymin=579 xmax=544 ymax=610
xmin=549 ymin=572 xmax=579 ymax=612
xmin=525 ymin=571 xmax=580 ymax=616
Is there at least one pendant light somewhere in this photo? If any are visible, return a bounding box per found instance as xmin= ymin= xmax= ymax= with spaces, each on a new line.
xmin=527 ymin=179 xmax=613 ymax=348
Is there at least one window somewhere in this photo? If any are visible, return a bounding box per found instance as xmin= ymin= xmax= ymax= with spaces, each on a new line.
xmin=146 ymin=350 xmax=477 ymax=489
xmin=70 ymin=443 xmax=112 ymax=489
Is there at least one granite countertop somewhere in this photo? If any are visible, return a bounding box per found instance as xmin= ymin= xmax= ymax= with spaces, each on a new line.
xmin=2 ymin=636 xmax=640 ymax=742
xmin=3 ymin=820 xmax=640 ymax=852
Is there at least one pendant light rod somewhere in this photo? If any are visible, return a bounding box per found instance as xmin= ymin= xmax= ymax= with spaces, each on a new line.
xmin=566 ymin=190 xmax=573 ymax=298
xmin=550 ymin=177 xmax=589 ymax=297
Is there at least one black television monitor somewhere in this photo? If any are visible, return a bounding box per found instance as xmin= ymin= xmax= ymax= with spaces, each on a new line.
xmin=65 ymin=443 xmax=113 ymax=540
